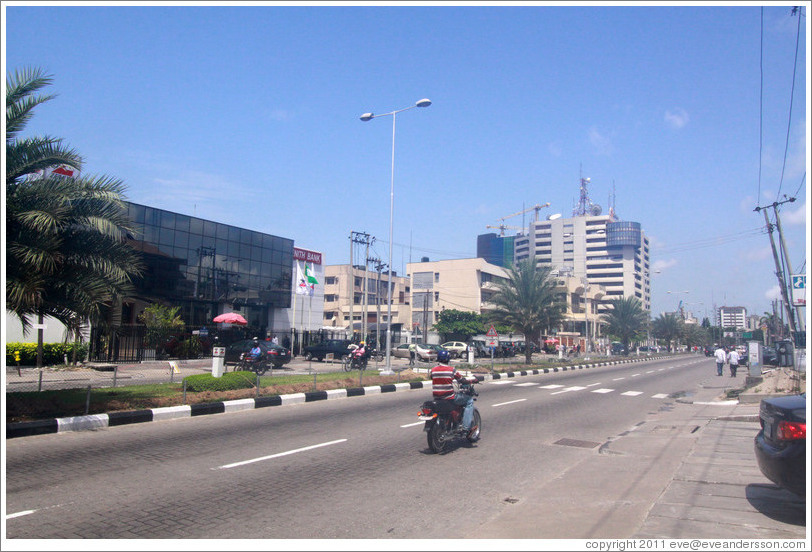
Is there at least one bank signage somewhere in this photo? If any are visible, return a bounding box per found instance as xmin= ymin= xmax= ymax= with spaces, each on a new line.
xmin=790 ymin=274 xmax=805 ymax=307
xmin=294 ymin=247 xmax=322 ymax=265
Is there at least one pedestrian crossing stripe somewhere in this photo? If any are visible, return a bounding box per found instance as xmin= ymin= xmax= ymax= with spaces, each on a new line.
xmin=591 ymin=388 xmax=614 ymax=394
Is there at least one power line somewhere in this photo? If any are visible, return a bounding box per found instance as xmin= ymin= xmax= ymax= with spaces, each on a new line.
xmin=777 ymin=6 xmax=804 ymax=199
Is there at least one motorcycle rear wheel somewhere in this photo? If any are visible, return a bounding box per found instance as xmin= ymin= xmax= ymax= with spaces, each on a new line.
xmin=466 ymin=409 xmax=482 ymax=442
xmin=427 ymin=422 xmax=446 ymax=454
xmin=254 ymin=363 xmax=269 ymax=376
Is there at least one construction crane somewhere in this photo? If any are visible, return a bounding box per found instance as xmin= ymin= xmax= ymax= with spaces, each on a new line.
xmin=486 ymin=224 xmax=523 ymax=237
xmin=498 ymin=202 xmax=551 ymax=223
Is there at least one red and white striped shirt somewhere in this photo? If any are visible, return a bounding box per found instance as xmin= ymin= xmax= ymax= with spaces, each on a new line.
xmin=431 ymin=364 xmax=466 ymax=400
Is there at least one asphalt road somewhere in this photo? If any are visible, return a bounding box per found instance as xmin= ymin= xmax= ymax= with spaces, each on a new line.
xmin=5 ymin=355 xmax=728 ymax=540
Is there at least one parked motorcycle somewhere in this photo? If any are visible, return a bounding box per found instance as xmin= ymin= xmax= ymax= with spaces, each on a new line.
xmin=238 ymin=352 xmax=270 ymax=376
xmin=418 ymin=381 xmax=481 ymax=453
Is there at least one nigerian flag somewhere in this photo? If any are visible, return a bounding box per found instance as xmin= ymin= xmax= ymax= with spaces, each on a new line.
xmin=304 ymin=263 xmax=318 ymax=294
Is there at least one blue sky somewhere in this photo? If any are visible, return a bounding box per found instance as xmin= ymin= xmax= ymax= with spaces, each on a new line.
xmin=4 ymin=2 xmax=809 ymax=323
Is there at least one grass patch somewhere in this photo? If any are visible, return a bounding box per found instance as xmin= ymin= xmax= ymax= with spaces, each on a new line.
xmin=6 ymin=369 xmax=429 ymax=423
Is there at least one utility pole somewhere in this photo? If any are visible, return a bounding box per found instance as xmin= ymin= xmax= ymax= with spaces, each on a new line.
xmin=755 ymin=198 xmax=799 ymax=338
xmin=369 ymin=257 xmax=386 ymax=352
xmin=350 ymin=231 xmax=373 ymax=343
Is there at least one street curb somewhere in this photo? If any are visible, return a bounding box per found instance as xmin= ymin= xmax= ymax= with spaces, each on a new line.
xmin=6 ymin=355 xmax=673 ymax=439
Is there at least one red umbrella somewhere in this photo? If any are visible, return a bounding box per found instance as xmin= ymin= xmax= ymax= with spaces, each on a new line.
xmin=544 ymin=338 xmax=559 ymax=344
xmin=213 ymin=312 xmax=247 ymax=325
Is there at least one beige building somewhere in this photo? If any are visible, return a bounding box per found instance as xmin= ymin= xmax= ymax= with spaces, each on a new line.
xmin=406 ymin=258 xmax=510 ymax=336
xmin=405 ymin=258 xmax=607 ymax=350
xmin=322 ymin=264 xmax=411 ymax=344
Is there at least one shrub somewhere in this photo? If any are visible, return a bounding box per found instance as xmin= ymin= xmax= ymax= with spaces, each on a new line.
xmin=6 ymin=342 xmax=89 ymax=366
xmin=183 ymin=371 xmax=257 ymax=392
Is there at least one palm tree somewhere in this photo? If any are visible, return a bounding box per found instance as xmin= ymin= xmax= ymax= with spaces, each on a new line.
xmin=652 ymin=313 xmax=682 ymax=352
xmin=602 ymin=297 xmax=648 ymax=355
xmin=6 ymin=67 xmax=143 ymax=364
xmin=487 ymin=259 xmax=565 ymax=364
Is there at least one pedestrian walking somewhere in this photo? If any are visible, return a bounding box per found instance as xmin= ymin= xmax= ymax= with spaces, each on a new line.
xmin=728 ymin=348 xmax=739 ymax=377
xmin=714 ymin=344 xmax=727 ymax=376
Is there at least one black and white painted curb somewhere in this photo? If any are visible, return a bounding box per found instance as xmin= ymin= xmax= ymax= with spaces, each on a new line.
xmin=7 ymin=356 xmax=669 ymax=439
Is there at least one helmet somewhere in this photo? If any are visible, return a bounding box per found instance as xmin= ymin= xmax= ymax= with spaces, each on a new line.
xmin=437 ymin=349 xmax=450 ymax=363
xmin=253 ymin=337 xmax=259 ymax=342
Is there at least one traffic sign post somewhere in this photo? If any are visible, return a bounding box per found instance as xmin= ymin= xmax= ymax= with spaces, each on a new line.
xmin=486 ymin=325 xmax=498 ymax=372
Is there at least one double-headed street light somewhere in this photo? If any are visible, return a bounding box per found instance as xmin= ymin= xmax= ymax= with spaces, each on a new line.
xmin=360 ymin=98 xmax=431 ymax=375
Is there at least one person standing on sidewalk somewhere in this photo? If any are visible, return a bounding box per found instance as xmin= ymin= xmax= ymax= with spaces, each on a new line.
xmin=714 ymin=344 xmax=727 ymax=376
xmin=728 ymin=347 xmax=740 ymax=377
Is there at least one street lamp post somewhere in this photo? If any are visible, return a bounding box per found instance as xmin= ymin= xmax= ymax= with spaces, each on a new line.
xmin=360 ymin=98 xmax=431 ymax=375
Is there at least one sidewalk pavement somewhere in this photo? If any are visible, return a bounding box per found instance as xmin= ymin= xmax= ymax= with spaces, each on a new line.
xmin=473 ymin=370 xmax=807 ymax=540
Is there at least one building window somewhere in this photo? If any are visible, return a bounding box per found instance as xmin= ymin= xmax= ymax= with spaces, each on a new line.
xmin=325 ymin=276 xmax=337 ymax=285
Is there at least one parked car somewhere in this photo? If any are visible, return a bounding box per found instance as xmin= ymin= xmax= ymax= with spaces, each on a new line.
xmin=392 ymin=343 xmax=437 ymax=362
xmin=703 ymin=346 xmax=714 ymax=357
xmin=440 ymin=341 xmax=468 ymax=358
xmin=224 ymin=339 xmax=291 ymax=368
xmin=762 ymin=346 xmax=779 ymax=366
xmin=303 ymin=339 xmax=354 ymax=362
xmin=754 ymin=393 xmax=806 ymax=496
xmin=469 ymin=339 xmax=497 ymax=358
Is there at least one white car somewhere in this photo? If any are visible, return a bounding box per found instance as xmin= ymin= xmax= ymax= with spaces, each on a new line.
xmin=440 ymin=341 xmax=468 ymax=358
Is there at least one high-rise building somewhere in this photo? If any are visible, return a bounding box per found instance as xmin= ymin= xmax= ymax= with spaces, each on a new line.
xmin=718 ymin=306 xmax=747 ymax=329
xmin=514 ymin=213 xmax=650 ymax=313
xmin=476 ymin=233 xmax=515 ymax=268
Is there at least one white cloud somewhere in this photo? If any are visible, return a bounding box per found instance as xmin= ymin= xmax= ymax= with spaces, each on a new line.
xmin=664 ymin=108 xmax=689 ymax=129
xmin=652 ymin=258 xmax=677 ymax=273
xmin=765 ymin=285 xmax=782 ymax=302
xmin=588 ymin=127 xmax=614 ymax=156
xmin=782 ymin=201 xmax=807 ymax=225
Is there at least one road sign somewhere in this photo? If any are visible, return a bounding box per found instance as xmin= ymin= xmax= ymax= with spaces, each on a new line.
xmin=791 ymin=274 xmax=806 ymax=307
xmin=486 ymin=325 xmax=498 ymax=347
xmin=486 ymin=325 xmax=498 ymax=337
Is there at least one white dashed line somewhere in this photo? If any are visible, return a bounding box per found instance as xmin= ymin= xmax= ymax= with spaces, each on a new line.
xmin=551 ymin=386 xmax=586 ymax=395
xmin=652 ymin=393 xmax=669 ymax=399
xmin=489 ymin=380 xmax=516 ymax=385
xmin=591 ymin=388 xmax=614 ymax=394
xmin=216 ymin=439 xmax=348 ymax=470
xmin=631 ymin=373 xmax=641 ymax=377
xmin=622 ymin=391 xmax=644 ymax=396
xmin=539 ymin=384 xmax=564 ymax=389
xmin=401 ymin=421 xmax=425 ymax=428
xmin=492 ymin=399 xmax=527 ymax=407
xmin=6 ymin=510 xmax=36 ymax=520
xmin=515 ymin=382 xmax=538 ymax=387
xmin=612 ymin=377 xmax=625 ymax=381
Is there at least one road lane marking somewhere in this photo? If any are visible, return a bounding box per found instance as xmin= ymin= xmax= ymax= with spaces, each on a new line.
xmin=515 ymin=382 xmax=538 ymax=386
xmin=646 ymin=370 xmax=655 ymax=374
xmin=652 ymin=393 xmax=669 ymax=399
xmin=489 ymin=380 xmax=516 ymax=385
xmin=539 ymin=384 xmax=564 ymax=389
xmin=622 ymin=391 xmax=644 ymax=396
xmin=631 ymin=373 xmax=641 ymax=377
xmin=612 ymin=377 xmax=625 ymax=381
xmin=492 ymin=399 xmax=527 ymax=407
xmin=6 ymin=510 xmax=36 ymax=520
xmin=591 ymin=388 xmax=614 ymax=394
xmin=216 ymin=439 xmax=347 ymax=470
xmin=551 ymin=386 xmax=586 ymax=395
xmin=586 ymin=382 xmax=601 ymax=387
xmin=401 ymin=421 xmax=425 ymax=428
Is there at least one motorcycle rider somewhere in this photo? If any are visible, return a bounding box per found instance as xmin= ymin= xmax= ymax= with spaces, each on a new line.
xmin=430 ymin=349 xmax=478 ymax=437
xmin=247 ymin=337 xmax=263 ymax=364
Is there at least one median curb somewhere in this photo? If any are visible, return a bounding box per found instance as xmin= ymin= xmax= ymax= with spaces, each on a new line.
xmin=6 ymin=355 xmax=673 ymax=439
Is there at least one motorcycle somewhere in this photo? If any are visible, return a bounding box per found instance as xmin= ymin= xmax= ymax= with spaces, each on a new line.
xmin=343 ymin=348 xmax=369 ymax=372
xmin=238 ymin=352 xmax=270 ymax=376
xmin=418 ymin=381 xmax=481 ymax=453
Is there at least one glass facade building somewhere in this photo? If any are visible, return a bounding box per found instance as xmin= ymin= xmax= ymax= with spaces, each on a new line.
xmin=124 ymin=202 xmax=293 ymax=327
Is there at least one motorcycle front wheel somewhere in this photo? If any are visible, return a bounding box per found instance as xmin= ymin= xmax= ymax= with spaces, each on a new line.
xmin=427 ymin=422 xmax=446 ymax=454
xmin=466 ymin=409 xmax=482 ymax=443
xmin=342 ymin=357 xmax=352 ymax=372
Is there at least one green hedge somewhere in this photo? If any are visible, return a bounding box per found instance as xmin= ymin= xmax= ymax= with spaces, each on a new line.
xmin=182 ymin=371 xmax=257 ymax=392
xmin=6 ymin=342 xmax=89 ymax=366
